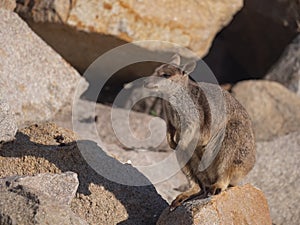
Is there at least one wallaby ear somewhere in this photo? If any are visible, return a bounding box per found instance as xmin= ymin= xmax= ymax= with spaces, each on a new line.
xmin=170 ymin=54 xmax=181 ymax=66
xmin=182 ymin=61 xmax=196 ymax=75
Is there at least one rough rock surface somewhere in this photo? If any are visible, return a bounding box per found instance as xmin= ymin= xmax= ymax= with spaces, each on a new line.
xmin=0 ymin=9 xmax=83 ymax=126
xmin=244 ymin=132 xmax=300 ymax=225
xmin=0 ymin=99 xmax=17 ymax=143
xmin=266 ymin=34 xmax=300 ymax=96
xmin=67 ymin=0 xmax=243 ymax=56
xmin=54 ymin=99 xmax=185 ymax=203
xmin=15 ymin=0 xmax=243 ymax=72
xmin=14 ymin=172 xmax=79 ymax=205
xmin=231 ymin=80 xmax=300 ymax=141
xmin=157 ymin=184 xmax=272 ymax=225
xmin=0 ymin=0 xmax=16 ymax=11
xmin=56 ymin=99 xmax=170 ymax=151
xmin=0 ymin=122 xmax=168 ymax=224
xmin=0 ymin=172 xmax=87 ymax=225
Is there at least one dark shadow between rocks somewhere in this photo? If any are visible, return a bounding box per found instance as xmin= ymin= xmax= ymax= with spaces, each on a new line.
xmin=24 ymin=20 xmax=128 ymax=74
xmin=0 ymin=132 xmax=168 ymax=225
xmin=204 ymin=0 xmax=297 ymax=83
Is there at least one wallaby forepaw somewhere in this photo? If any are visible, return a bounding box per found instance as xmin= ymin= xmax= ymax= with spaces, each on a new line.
xmin=169 ymin=194 xmax=188 ymax=211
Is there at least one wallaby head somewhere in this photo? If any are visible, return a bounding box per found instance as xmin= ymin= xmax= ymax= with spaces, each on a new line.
xmin=145 ymin=54 xmax=196 ymax=92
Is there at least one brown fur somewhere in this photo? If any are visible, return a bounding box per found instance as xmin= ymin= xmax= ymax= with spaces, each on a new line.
xmin=145 ymin=55 xmax=256 ymax=211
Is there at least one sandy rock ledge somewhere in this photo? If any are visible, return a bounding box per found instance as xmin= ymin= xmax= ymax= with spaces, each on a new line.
xmin=0 ymin=122 xmax=168 ymax=224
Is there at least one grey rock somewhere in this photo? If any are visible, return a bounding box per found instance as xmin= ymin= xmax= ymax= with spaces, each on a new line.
xmin=232 ymin=80 xmax=300 ymax=141
xmin=106 ymin=142 xmax=188 ymax=203
xmin=0 ymin=122 xmax=168 ymax=224
xmin=0 ymin=172 xmax=87 ymax=225
xmin=55 ymin=97 xmax=184 ymax=202
xmin=0 ymin=9 xmax=84 ymax=126
xmin=244 ymin=132 xmax=300 ymax=225
xmin=15 ymin=172 xmax=79 ymax=205
xmin=266 ymin=34 xmax=300 ymax=96
xmin=0 ymin=98 xmax=17 ymax=143
xmin=58 ymin=98 xmax=170 ymax=151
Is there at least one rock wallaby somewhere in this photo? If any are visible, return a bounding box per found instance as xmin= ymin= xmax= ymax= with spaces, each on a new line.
xmin=145 ymin=54 xmax=256 ymax=211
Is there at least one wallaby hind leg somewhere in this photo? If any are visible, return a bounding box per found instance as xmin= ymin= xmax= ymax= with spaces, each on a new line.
xmin=208 ymin=176 xmax=230 ymax=195
xmin=170 ymin=180 xmax=207 ymax=211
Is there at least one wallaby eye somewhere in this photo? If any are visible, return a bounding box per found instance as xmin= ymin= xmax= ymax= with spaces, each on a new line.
xmin=162 ymin=73 xmax=171 ymax=78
